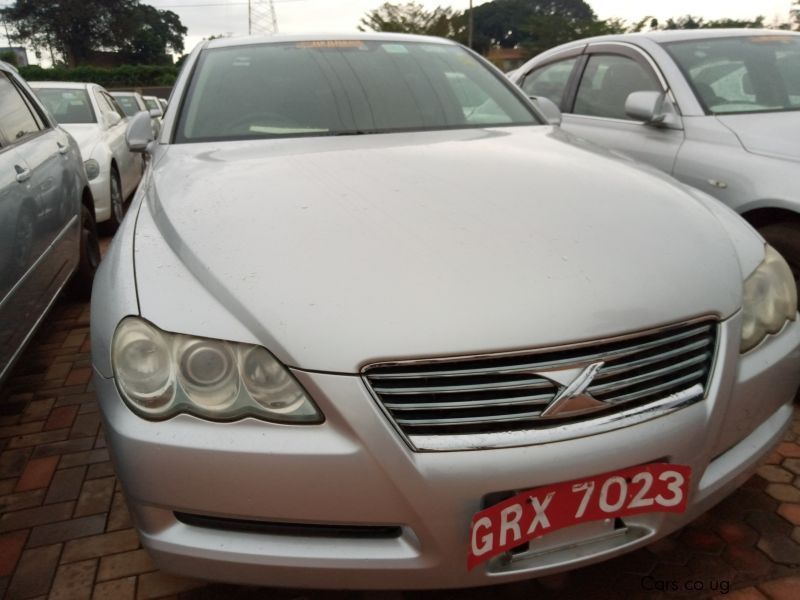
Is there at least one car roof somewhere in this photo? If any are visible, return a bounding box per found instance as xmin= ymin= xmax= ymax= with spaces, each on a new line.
xmin=205 ymin=32 xmax=458 ymax=50
xmin=28 ymin=81 xmax=92 ymax=90
xmin=561 ymin=28 xmax=799 ymax=47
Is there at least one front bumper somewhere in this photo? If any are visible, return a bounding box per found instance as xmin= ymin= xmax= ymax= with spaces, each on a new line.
xmin=93 ymin=315 xmax=800 ymax=589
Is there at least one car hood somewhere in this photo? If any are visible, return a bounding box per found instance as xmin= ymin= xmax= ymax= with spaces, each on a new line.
xmin=717 ymin=112 xmax=800 ymax=162
xmin=134 ymin=127 xmax=747 ymax=373
xmin=60 ymin=123 xmax=103 ymax=159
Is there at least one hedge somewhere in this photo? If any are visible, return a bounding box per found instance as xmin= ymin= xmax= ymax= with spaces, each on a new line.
xmin=18 ymin=64 xmax=178 ymax=88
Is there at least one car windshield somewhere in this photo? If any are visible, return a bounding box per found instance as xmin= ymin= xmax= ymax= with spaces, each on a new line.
xmin=663 ymin=35 xmax=800 ymax=115
xmin=143 ymin=97 xmax=159 ymax=110
xmin=34 ymin=88 xmax=96 ymax=124
xmin=114 ymin=95 xmax=141 ymax=116
xmin=176 ymin=40 xmax=539 ymax=142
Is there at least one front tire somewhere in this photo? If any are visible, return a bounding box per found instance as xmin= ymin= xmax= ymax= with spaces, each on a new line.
xmin=757 ymin=220 xmax=800 ymax=293
xmin=101 ymin=167 xmax=124 ymax=234
xmin=73 ymin=204 xmax=101 ymax=299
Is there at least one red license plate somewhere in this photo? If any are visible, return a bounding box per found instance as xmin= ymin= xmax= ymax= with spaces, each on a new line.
xmin=467 ymin=463 xmax=691 ymax=570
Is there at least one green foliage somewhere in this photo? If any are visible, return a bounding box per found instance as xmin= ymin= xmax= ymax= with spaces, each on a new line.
xmin=630 ymin=14 xmax=766 ymax=32
xmin=0 ymin=50 xmax=18 ymax=66
xmin=358 ymin=2 xmax=458 ymax=37
xmin=1 ymin=0 xmax=186 ymax=67
xmin=18 ymin=64 xmax=178 ymax=87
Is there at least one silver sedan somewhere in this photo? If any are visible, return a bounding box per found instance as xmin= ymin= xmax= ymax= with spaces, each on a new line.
xmin=91 ymin=33 xmax=800 ymax=589
xmin=510 ymin=29 xmax=800 ymax=291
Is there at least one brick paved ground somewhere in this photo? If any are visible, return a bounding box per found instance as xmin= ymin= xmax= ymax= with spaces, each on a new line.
xmin=0 ymin=293 xmax=799 ymax=599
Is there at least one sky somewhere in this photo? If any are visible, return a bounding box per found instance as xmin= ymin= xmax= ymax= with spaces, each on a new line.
xmin=153 ymin=0 xmax=797 ymax=55
xmin=0 ymin=0 xmax=797 ymax=62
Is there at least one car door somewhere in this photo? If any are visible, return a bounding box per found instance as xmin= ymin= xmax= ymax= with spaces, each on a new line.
xmin=96 ymin=88 xmax=141 ymax=198
xmin=0 ymin=70 xmax=78 ymax=382
xmin=558 ymin=44 xmax=686 ymax=175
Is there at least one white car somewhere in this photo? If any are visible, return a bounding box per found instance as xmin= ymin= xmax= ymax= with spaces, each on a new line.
xmin=112 ymin=91 xmax=161 ymax=139
xmin=143 ymin=95 xmax=164 ymax=120
xmin=32 ymin=82 xmax=143 ymax=231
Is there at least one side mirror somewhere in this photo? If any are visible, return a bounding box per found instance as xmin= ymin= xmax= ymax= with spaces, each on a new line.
xmin=104 ymin=111 xmax=122 ymax=128
xmin=149 ymin=108 xmax=162 ymax=118
xmin=625 ymin=91 xmax=666 ymax=124
xmin=529 ymin=95 xmax=562 ymax=126
xmin=126 ymin=111 xmax=155 ymax=153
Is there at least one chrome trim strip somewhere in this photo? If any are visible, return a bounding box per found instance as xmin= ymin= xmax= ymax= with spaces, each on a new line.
xmin=384 ymin=393 xmax=553 ymax=411
xmin=372 ymin=377 xmax=554 ymax=395
xmin=603 ymin=370 xmax=707 ymax=405
xmin=409 ymin=384 xmax=704 ymax=451
xmin=594 ymin=339 xmax=711 ymax=379
xmin=364 ymin=322 xmax=713 ymax=377
xmin=589 ymin=354 xmax=710 ymax=394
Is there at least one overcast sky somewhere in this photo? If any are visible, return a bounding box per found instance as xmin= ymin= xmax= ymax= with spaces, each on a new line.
xmin=1 ymin=0 xmax=797 ymax=61
xmin=144 ymin=0 xmax=796 ymax=54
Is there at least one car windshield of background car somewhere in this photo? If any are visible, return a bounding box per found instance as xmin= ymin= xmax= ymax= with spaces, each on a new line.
xmin=664 ymin=36 xmax=800 ymax=114
xmin=35 ymin=88 xmax=96 ymax=124
xmin=175 ymin=40 xmax=541 ymax=142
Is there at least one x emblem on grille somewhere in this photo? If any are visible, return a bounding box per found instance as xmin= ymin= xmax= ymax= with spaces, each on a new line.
xmin=536 ymin=361 xmax=607 ymax=419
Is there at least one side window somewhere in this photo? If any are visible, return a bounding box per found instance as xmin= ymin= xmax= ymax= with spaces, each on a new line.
xmin=574 ymin=54 xmax=661 ymax=120
xmin=103 ymin=92 xmax=126 ymax=118
xmin=0 ymin=73 xmax=42 ymax=143
xmin=520 ymin=58 xmax=578 ymax=107
xmin=94 ymin=90 xmax=114 ymax=116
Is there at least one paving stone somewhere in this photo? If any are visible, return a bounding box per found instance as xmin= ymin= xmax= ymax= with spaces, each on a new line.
xmin=74 ymin=476 xmax=114 ymax=517
xmin=758 ymin=576 xmax=800 ymax=600
xmin=64 ymin=368 xmax=92 ymax=387
xmin=0 ymin=448 xmax=33 ymax=478
xmin=14 ymin=455 xmax=58 ymax=492
xmin=0 ymin=530 xmax=28 ymax=577
xmin=718 ymin=587 xmax=768 ymax=599
xmin=44 ymin=406 xmax=79 ymax=432
xmin=7 ymin=429 xmax=69 ymax=450
xmin=0 ymin=489 xmax=46 ymax=513
xmin=765 ymin=483 xmax=800 ymax=503
xmin=777 ymin=503 xmax=800 ymax=526
xmin=6 ymin=543 xmax=60 ymax=598
xmin=30 ymin=435 xmax=95 ymax=459
xmin=0 ymin=501 xmax=74 ymax=533
xmin=59 ymin=448 xmax=109 ymax=469
xmin=61 ymin=529 xmax=139 ymax=563
xmin=49 ymin=558 xmax=96 ymax=600
xmin=86 ymin=461 xmax=115 ymax=480
xmin=680 ymin=527 xmax=725 ymax=555
xmin=757 ymin=532 xmax=800 ymax=565
xmin=106 ymin=492 xmax=132 ymax=532
xmin=44 ymin=466 xmax=87 ymax=504
xmin=646 ymin=536 xmax=690 ymax=565
xmin=722 ymin=544 xmax=774 ymax=577
xmin=0 ymin=422 xmax=44 ymax=440
xmin=136 ymin=571 xmax=205 ymax=599
xmin=715 ymin=520 xmax=760 ymax=546
xmin=69 ymin=413 xmax=101 ymax=439
xmin=27 ymin=514 xmax=106 ymax=548
xmin=776 ymin=442 xmax=800 ymax=458
xmin=757 ymin=465 xmax=795 ymax=483
xmin=44 ymin=363 xmax=72 ymax=382
xmin=93 ymin=576 xmax=136 ymax=600
xmin=97 ymin=548 xmax=156 ymax=581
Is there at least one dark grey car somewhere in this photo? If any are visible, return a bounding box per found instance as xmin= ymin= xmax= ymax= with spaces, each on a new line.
xmin=0 ymin=61 xmax=100 ymax=386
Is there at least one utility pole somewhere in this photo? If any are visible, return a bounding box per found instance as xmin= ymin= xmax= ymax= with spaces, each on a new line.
xmin=468 ymin=0 xmax=473 ymax=49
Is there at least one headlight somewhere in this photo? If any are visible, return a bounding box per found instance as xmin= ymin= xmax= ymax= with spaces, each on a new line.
xmin=741 ymin=245 xmax=797 ymax=353
xmin=111 ymin=317 xmax=323 ymax=423
xmin=84 ymin=159 xmax=100 ymax=181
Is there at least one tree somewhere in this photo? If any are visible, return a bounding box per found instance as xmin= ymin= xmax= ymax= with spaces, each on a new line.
xmin=358 ymin=2 xmax=458 ymax=38
xmin=0 ymin=0 xmax=186 ymax=67
xmin=631 ymin=14 xmax=766 ymax=32
xmin=468 ymin=0 xmax=598 ymax=53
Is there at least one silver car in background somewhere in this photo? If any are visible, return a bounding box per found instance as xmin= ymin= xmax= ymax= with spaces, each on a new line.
xmin=111 ymin=90 xmax=161 ymax=139
xmin=1 ymin=61 xmax=100 ymax=386
xmin=91 ymin=34 xmax=800 ymax=589
xmin=510 ymin=29 xmax=800 ymax=290
xmin=31 ymin=82 xmax=144 ymax=232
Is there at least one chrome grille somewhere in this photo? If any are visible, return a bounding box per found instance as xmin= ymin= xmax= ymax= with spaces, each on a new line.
xmin=363 ymin=320 xmax=717 ymax=450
